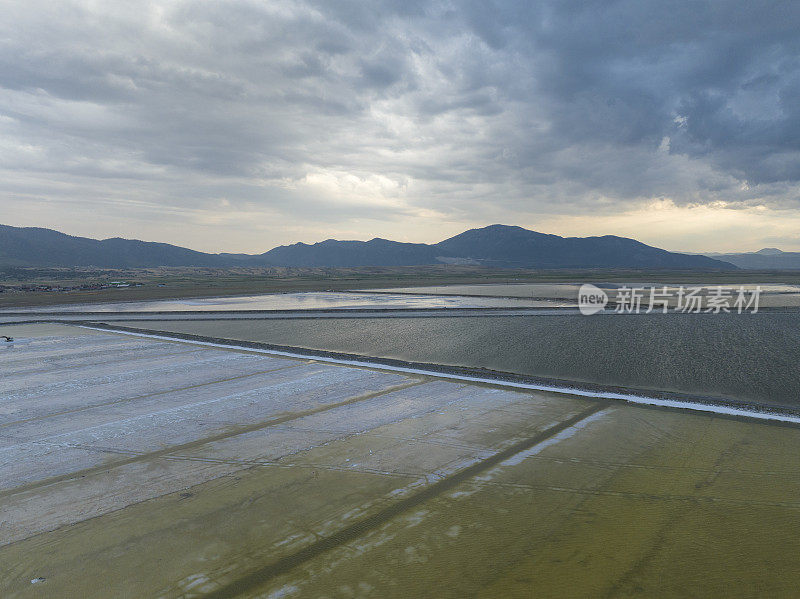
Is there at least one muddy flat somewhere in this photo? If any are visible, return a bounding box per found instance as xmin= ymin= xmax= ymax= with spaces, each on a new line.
xmin=2 ymin=323 xmax=800 ymax=598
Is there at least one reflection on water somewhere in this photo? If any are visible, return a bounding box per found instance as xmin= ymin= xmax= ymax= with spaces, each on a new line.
xmin=363 ymin=283 xmax=800 ymax=308
xmin=5 ymin=284 xmax=798 ymax=313
xmin=365 ymin=282 xmax=800 ymax=298
xmin=122 ymin=312 xmax=800 ymax=409
xmin=362 ymin=283 xmax=587 ymax=298
xmin=0 ymin=291 xmax=574 ymax=313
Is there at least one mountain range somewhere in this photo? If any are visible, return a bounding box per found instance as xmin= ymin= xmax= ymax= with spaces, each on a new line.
xmin=0 ymin=223 xmax=735 ymax=269
xmin=705 ymin=248 xmax=800 ymax=269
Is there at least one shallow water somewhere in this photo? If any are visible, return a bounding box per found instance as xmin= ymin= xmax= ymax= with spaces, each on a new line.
xmin=0 ymin=291 xmax=571 ymax=313
xmin=121 ymin=312 xmax=800 ymax=409
xmin=365 ymin=283 xmax=800 ymax=308
xmin=4 ymin=324 xmax=800 ymax=598
xmin=366 ymin=282 xmax=800 ymax=297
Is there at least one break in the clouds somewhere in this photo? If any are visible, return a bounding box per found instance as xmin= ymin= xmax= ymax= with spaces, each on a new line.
xmin=2 ymin=0 xmax=800 ymax=252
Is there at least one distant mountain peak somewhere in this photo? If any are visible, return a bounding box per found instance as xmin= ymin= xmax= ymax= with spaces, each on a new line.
xmin=703 ymin=247 xmax=800 ymax=269
xmin=482 ymin=223 xmax=528 ymax=231
xmin=0 ymin=222 xmax=734 ymax=270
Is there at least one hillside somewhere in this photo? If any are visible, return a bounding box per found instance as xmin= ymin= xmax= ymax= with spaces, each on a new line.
xmin=0 ymin=223 xmax=734 ymax=270
xmin=705 ymin=248 xmax=800 ymax=269
xmin=260 ymin=225 xmax=732 ymax=269
xmin=0 ymin=225 xmax=229 ymax=268
xmin=433 ymin=225 xmax=729 ymax=269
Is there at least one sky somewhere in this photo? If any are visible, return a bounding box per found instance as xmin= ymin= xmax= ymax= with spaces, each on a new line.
xmin=2 ymin=0 xmax=800 ymax=254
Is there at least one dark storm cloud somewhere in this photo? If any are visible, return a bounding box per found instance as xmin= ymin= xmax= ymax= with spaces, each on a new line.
xmin=495 ymin=0 xmax=800 ymax=186
xmin=1 ymin=0 xmax=800 ymax=249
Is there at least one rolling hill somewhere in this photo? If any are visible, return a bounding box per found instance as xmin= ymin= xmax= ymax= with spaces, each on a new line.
xmin=0 ymin=223 xmax=734 ymax=269
xmin=704 ymin=248 xmax=800 ymax=269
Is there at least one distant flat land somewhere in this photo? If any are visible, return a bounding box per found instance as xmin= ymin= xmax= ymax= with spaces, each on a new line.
xmin=2 ymin=265 xmax=800 ymax=309
xmin=4 ymin=323 xmax=800 ymax=597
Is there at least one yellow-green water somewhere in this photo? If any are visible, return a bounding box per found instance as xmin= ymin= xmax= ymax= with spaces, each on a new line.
xmin=3 ymin=403 xmax=800 ymax=598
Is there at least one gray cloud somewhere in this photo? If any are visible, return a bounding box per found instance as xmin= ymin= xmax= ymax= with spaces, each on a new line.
xmin=1 ymin=0 xmax=800 ymax=251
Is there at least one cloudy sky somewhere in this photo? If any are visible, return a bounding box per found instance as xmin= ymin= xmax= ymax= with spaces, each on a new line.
xmin=2 ymin=0 xmax=800 ymax=253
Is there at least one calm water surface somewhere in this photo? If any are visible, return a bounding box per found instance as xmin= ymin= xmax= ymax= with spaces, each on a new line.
xmin=119 ymin=312 xmax=800 ymax=409
xmin=0 ymin=291 xmax=572 ymax=313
